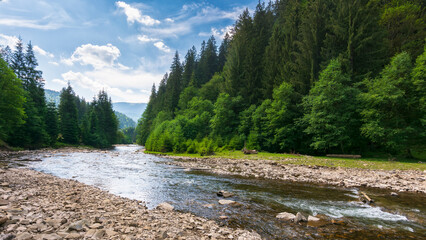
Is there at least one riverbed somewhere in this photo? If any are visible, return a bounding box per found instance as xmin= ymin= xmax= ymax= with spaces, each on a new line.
xmin=5 ymin=145 xmax=426 ymax=239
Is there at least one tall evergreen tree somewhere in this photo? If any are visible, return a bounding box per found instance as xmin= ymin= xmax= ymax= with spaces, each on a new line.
xmin=182 ymin=47 xmax=197 ymax=88
xmin=59 ymin=84 xmax=79 ymax=144
xmin=45 ymin=102 xmax=59 ymax=146
xmin=218 ymin=33 xmax=230 ymax=72
xmin=165 ymin=51 xmax=183 ymax=114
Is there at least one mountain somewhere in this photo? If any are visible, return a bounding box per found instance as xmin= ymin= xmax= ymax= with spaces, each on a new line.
xmin=115 ymin=111 xmax=136 ymax=129
xmin=112 ymin=102 xmax=147 ymax=122
xmin=45 ymin=89 xmax=60 ymax=105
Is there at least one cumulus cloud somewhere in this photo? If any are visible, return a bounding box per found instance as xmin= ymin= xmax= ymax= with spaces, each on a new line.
xmin=62 ymin=43 xmax=121 ymax=69
xmin=0 ymin=34 xmax=19 ymax=49
xmin=49 ymin=61 xmax=59 ymax=66
xmin=59 ymin=68 xmax=162 ymax=102
xmin=199 ymin=25 xmax=233 ymax=40
xmin=137 ymin=35 xmax=158 ymax=43
xmin=34 ymin=45 xmax=54 ymax=58
xmin=116 ymin=1 xmax=160 ymax=26
xmin=154 ymin=41 xmax=171 ymax=53
xmin=164 ymin=18 xmax=174 ymax=23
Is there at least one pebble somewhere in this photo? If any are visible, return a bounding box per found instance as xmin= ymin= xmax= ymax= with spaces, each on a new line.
xmin=0 ymin=167 xmax=261 ymax=240
xmin=276 ymin=212 xmax=296 ymax=221
xmin=218 ymin=199 xmax=236 ymax=205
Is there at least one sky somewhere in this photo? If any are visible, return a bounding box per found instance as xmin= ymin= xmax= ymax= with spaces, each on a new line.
xmin=0 ymin=0 xmax=259 ymax=103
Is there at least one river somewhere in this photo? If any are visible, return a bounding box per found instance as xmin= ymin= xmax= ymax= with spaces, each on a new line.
xmin=18 ymin=145 xmax=425 ymax=239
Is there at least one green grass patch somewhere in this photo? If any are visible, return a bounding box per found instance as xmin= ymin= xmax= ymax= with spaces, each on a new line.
xmin=146 ymin=150 xmax=426 ymax=171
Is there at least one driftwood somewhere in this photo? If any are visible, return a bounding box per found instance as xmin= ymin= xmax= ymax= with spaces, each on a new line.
xmin=326 ymin=154 xmax=361 ymax=159
xmin=360 ymin=191 xmax=374 ymax=203
xmin=242 ymin=147 xmax=258 ymax=155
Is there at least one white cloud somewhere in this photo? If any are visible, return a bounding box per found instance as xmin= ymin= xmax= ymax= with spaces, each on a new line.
xmin=0 ymin=18 xmax=62 ymax=30
xmin=137 ymin=34 xmax=158 ymax=43
xmin=63 ymin=43 xmax=121 ymax=69
xmin=199 ymin=25 xmax=233 ymax=40
xmin=116 ymin=1 xmax=160 ymax=26
xmin=52 ymin=78 xmax=67 ymax=85
xmin=0 ymin=34 xmax=18 ymax=49
xmin=164 ymin=18 xmax=174 ymax=23
xmin=49 ymin=61 xmax=59 ymax=66
xmin=59 ymin=68 xmax=162 ymax=103
xmin=154 ymin=41 xmax=171 ymax=53
xmin=139 ymin=5 xmax=243 ymax=38
xmin=34 ymin=45 xmax=54 ymax=58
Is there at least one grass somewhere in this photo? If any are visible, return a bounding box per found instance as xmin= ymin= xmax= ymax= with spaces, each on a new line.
xmin=145 ymin=150 xmax=426 ymax=171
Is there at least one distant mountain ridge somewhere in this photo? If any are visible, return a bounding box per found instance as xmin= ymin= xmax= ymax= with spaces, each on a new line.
xmin=112 ymin=102 xmax=147 ymax=122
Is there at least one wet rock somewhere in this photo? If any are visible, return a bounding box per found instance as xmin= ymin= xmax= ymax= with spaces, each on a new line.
xmin=295 ymin=212 xmax=307 ymax=223
xmin=308 ymin=215 xmax=320 ymax=222
xmin=218 ymin=199 xmax=236 ymax=205
xmin=390 ymin=192 xmax=398 ymax=196
xmin=276 ymin=212 xmax=296 ymax=221
xmin=219 ymin=216 xmax=228 ymax=219
xmin=217 ymin=190 xmax=234 ymax=198
xmin=68 ymin=219 xmax=89 ymax=231
xmin=157 ymin=202 xmax=174 ymax=211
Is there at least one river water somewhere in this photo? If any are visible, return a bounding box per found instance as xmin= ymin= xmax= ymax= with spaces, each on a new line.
xmin=21 ymin=145 xmax=425 ymax=239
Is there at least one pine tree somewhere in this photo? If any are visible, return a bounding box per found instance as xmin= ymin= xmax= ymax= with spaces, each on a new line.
xmin=0 ymin=46 xmax=12 ymax=65
xmin=11 ymin=37 xmax=26 ymax=80
xmin=218 ymin=33 xmax=230 ymax=72
xmin=182 ymin=47 xmax=197 ymax=88
xmin=165 ymin=51 xmax=183 ymax=114
xmin=59 ymin=84 xmax=79 ymax=144
xmin=136 ymin=84 xmax=157 ymax=145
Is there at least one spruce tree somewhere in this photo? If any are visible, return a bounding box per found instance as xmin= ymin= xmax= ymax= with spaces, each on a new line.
xmin=59 ymin=84 xmax=79 ymax=144
xmin=45 ymin=102 xmax=59 ymax=145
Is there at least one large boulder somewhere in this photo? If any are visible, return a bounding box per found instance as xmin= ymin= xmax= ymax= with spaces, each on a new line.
xmin=157 ymin=202 xmax=174 ymax=211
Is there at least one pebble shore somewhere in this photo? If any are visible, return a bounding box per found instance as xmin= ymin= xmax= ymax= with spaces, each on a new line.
xmin=0 ymin=168 xmax=261 ymax=240
xmin=164 ymin=156 xmax=426 ymax=193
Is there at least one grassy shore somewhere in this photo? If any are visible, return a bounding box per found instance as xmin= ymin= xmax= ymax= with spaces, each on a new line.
xmin=146 ymin=150 xmax=426 ymax=171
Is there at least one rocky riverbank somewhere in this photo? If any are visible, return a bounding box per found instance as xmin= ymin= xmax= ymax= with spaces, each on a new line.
xmin=164 ymin=156 xmax=426 ymax=194
xmin=0 ymin=168 xmax=261 ymax=240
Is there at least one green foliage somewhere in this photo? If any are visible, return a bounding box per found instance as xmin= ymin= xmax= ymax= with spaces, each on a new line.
xmin=137 ymin=0 xmax=425 ymax=159
xmin=303 ymin=59 xmax=361 ymax=153
xmin=59 ymin=84 xmax=79 ymax=144
xmin=45 ymin=102 xmax=59 ymax=146
xmin=0 ymin=57 xmax=26 ymax=140
xmin=360 ymin=52 xmax=424 ymax=155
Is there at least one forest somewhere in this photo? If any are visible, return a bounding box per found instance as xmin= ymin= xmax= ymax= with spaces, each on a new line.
xmin=136 ymin=0 xmax=425 ymax=158
xmin=0 ymin=38 xmax=120 ymax=149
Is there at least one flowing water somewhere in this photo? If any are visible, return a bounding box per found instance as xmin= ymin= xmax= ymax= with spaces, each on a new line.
xmin=13 ymin=145 xmax=426 ymax=239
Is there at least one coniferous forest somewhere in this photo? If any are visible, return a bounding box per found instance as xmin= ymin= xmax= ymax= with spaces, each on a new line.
xmin=136 ymin=0 xmax=425 ymax=158
xmin=0 ymin=38 xmax=119 ymax=149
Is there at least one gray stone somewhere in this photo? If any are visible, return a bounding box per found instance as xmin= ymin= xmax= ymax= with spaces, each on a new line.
xmin=68 ymin=219 xmax=89 ymax=231
xmin=308 ymin=215 xmax=320 ymax=222
xmin=16 ymin=232 xmax=32 ymax=240
xmin=157 ymin=202 xmax=174 ymax=211
xmin=218 ymin=200 xmax=236 ymax=205
xmin=276 ymin=212 xmax=296 ymax=221
xmin=0 ymin=234 xmax=15 ymax=240
xmin=217 ymin=190 xmax=234 ymax=198
xmin=295 ymin=212 xmax=307 ymax=223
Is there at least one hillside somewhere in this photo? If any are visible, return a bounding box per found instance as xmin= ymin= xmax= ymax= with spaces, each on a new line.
xmin=112 ymin=102 xmax=147 ymax=122
xmin=115 ymin=111 xmax=136 ymax=129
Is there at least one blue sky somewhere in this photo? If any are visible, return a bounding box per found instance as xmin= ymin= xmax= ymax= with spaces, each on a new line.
xmin=0 ymin=0 xmax=258 ymax=102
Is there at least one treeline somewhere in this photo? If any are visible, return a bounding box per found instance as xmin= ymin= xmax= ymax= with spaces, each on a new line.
xmin=137 ymin=0 xmax=425 ymax=157
xmin=0 ymin=38 xmax=119 ymax=149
